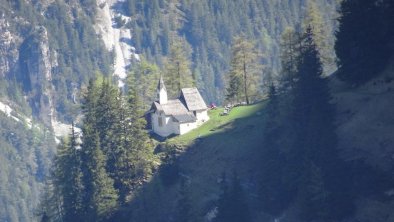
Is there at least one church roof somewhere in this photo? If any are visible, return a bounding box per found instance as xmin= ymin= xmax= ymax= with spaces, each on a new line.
xmin=153 ymin=99 xmax=190 ymax=116
xmin=180 ymin=88 xmax=208 ymax=111
xmin=151 ymin=84 xmax=208 ymax=123
xmin=173 ymin=114 xmax=197 ymax=123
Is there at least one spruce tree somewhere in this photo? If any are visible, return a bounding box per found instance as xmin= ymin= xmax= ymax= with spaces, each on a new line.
xmin=90 ymin=133 xmax=119 ymax=220
xmin=215 ymin=172 xmax=251 ymax=222
xmin=259 ymin=84 xmax=295 ymax=216
xmin=53 ymin=127 xmax=84 ymax=221
xmin=163 ymin=40 xmax=194 ymax=97
xmin=303 ymin=0 xmax=336 ymax=75
xmin=126 ymin=74 xmax=154 ymax=186
xmin=279 ymin=27 xmax=301 ymax=91
xmin=175 ymin=179 xmax=193 ymax=222
xmin=226 ymin=37 xmax=261 ymax=104
xmin=291 ymin=26 xmax=353 ymax=221
xmin=335 ymin=0 xmax=390 ymax=84
xmin=112 ymin=74 xmax=154 ymax=203
xmin=80 ymin=79 xmax=119 ymax=220
xmin=95 ymin=79 xmax=121 ymax=174
xmin=225 ymin=57 xmax=243 ymax=102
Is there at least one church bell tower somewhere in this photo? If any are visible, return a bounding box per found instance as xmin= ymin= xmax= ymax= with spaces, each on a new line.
xmin=157 ymin=76 xmax=168 ymax=104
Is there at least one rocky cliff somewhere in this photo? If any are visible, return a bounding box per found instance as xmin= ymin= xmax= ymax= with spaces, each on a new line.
xmin=0 ymin=1 xmax=113 ymax=221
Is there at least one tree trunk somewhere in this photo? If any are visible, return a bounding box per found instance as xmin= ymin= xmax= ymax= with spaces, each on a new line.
xmin=243 ymin=53 xmax=249 ymax=105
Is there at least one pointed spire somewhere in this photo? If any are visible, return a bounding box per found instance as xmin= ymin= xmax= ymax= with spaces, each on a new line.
xmin=157 ymin=75 xmax=167 ymax=92
xmin=157 ymin=75 xmax=168 ymax=104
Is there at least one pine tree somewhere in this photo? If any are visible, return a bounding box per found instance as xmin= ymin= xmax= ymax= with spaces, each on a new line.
xmin=175 ymin=178 xmax=193 ymax=222
xmin=291 ymin=26 xmax=354 ymax=221
xmin=126 ymin=74 xmax=154 ymax=183
xmin=335 ymin=0 xmax=390 ymax=84
xmin=80 ymin=79 xmax=119 ymax=220
xmin=130 ymin=58 xmax=160 ymax=109
xmin=303 ymin=0 xmax=336 ymax=75
xmin=299 ymin=161 xmax=329 ymax=221
xmin=81 ymin=121 xmax=118 ymax=220
xmin=90 ymin=133 xmax=119 ymax=220
xmin=259 ymin=83 xmax=295 ymax=216
xmin=279 ymin=27 xmax=301 ymax=91
xmin=215 ymin=172 xmax=251 ymax=222
xmin=53 ymin=127 xmax=84 ymax=221
xmin=163 ymin=40 xmax=194 ymax=97
xmin=112 ymin=74 xmax=154 ymax=203
xmin=226 ymin=37 xmax=261 ymax=104
xmin=225 ymin=57 xmax=243 ymax=102
xmin=95 ymin=79 xmax=121 ymax=174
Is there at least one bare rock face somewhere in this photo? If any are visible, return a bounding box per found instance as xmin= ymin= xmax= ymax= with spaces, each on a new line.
xmin=0 ymin=14 xmax=21 ymax=78
xmin=18 ymin=26 xmax=55 ymax=126
xmin=0 ymin=11 xmax=56 ymax=127
xmin=95 ymin=0 xmax=139 ymax=87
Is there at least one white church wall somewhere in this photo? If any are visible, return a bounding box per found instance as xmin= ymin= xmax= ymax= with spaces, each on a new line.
xmin=151 ymin=111 xmax=175 ymax=137
xmin=179 ymin=121 xmax=198 ymax=135
xmin=195 ymin=110 xmax=209 ymax=125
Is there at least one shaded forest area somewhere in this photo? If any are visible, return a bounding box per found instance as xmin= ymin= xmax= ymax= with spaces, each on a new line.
xmin=39 ymin=1 xmax=394 ymax=222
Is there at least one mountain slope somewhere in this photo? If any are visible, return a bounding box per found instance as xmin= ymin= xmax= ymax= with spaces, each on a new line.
xmin=120 ymin=103 xmax=268 ymax=222
xmin=332 ymin=60 xmax=394 ymax=170
xmin=0 ymin=1 xmax=111 ymax=220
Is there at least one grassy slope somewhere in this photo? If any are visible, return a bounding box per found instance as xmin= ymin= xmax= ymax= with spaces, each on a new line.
xmin=129 ymin=102 xmax=269 ymax=221
xmin=168 ymin=102 xmax=266 ymax=145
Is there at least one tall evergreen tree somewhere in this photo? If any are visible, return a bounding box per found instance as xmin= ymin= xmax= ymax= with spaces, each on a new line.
xmin=175 ymin=178 xmax=193 ymax=222
xmin=225 ymin=56 xmax=243 ymax=102
xmin=89 ymin=133 xmax=118 ymax=220
xmin=226 ymin=37 xmax=261 ymax=104
xmin=95 ymin=79 xmax=121 ymax=174
xmin=291 ymin=27 xmax=353 ymax=220
xmin=112 ymin=74 xmax=154 ymax=203
xmin=215 ymin=173 xmax=251 ymax=222
xmin=163 ymin=40 xmax=194 ymax=97
xmin=52 ymin=126 xmax=84 ymax=221
xmin=130 ymin=58 xmax=161 ymax=109
xmin=335 ymin=0 xmax=390 ymax=84
xmin=259 ymin=84 xmax=295 ymax=216
xmin=279 ymin=27 xmax=302 ymax=91
xmin=303 ymin=0 xmax=336 ymax=75
xmin=80 ymin=79 xmax=119 ymax=220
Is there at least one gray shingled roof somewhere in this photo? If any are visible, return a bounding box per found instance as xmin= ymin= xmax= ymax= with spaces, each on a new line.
xmin=180 ymin=88 xmax=207 ymax=111
xmin=173 ymin=114 xmax=197 ymax=123
xmin=154 ymin=99 xmax=190 ymax=116
xmin=150 ymin=84 xmax=208 ymax=122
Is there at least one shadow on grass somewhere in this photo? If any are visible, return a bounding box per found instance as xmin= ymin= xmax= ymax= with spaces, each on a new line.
xmin=109 ymin=105 xmax=267 ymax=222
xmin=109 ymin=103 xmax=394 ymax=222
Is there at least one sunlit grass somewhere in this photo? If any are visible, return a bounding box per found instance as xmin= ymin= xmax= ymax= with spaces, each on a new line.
xmin=168 ymin=101 xmax=267 ymax=145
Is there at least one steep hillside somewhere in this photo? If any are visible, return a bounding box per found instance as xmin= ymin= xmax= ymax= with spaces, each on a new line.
xmin=0 ymin=1 xmax=111 ymax=220
xmin=329 ymin=60 xmax=394 ymax=221
xmin=332 ymin=60 xmax=394 ymax=170
xmin=0 ymin=114 xmax=55 ymax=222
xmin=107 ymin=68 xmax=394 ymax=222
xmin=121 ymin=103 xmax=268 ymax=222
xmin=123 ymin=0 xmax=338 ymax=102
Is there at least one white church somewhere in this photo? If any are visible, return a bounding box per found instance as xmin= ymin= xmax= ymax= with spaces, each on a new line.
xmin=148 ymin=77 xmax=209 ymax=137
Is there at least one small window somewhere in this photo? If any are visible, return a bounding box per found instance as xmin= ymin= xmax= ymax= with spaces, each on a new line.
xmin=158 ymin=116 xmax=163 ymax=127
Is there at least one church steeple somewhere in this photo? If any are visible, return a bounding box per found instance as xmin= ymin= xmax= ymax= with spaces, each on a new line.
xmin=157 ymin=75 xmax=168 ymax=104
